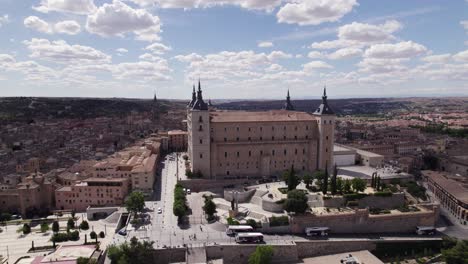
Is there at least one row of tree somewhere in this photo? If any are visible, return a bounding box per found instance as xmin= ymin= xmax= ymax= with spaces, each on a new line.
xmin=173 ymin=184 xmax=189 ymax=220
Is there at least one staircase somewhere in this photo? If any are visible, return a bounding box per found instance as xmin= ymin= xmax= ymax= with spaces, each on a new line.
xmin=186 ymin=246 xmax=207 ymax=264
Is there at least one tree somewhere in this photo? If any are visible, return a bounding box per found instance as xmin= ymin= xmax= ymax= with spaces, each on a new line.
xmin=22 ymin=223 xmax=31 ymax=234
xmin=52 ymin=220 xmax=59 ymax=233
xmin=344 ymin=179 xmax=352 ymax=194
xmin=442 ymin=239 xmax=468 ymax=264
xmin=283 ymin=166 xmax=299 ymax=191
xmin=0 ymin=213 xmax=12 ymax=222
xmin=376 ymin=176 xmax=381 ymax=191
xmin=284 ymin=190 xmax=308 ymax=214
xmin=302 ymin=174 xmax=312 ymax=189
xmin=313 ymin=170 xmax=325 ymax=191
xmin=125 ymin=191 xmax=145 ymax=217
xmin=67 ymin=218 xmax=75 ymax=229
xmin=71 ymin=210 xmax=76 ymax=219
xmin=336 ymin=177 xmax=344 ymax=194
xmin=351 ymin=178 xmax=367 ymax=193
xmin=248 ymin=245 xmax=274 ymax=264
xmin=322 ymin=165 xmax=329 ymax=194
xmin=173 ymin=201 xmax=187 ymax=218
xmin=99 ymin=231 xmax=105 ymax=238
xmin=107 ymin=237 xmax=154 ymax=264
xmin=90 ymin=231 xmax=97 ymax=239
xmin=79 ymin=220 xmax=89 ymax=230
xmin=202 ymin=195 xmax=217 ymax=220
xmin=40 ymin=222 xmax=49 ymax=233
xmin=246 ymin=219 xmax=258 ymax=229
xmin=330 ymin=164 xmax=338 ymax=195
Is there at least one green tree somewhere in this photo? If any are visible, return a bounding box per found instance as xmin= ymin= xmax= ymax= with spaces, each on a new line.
xmin=125 ymin=191 xmax=145 ymax=217
xmin=442 ymin=240 xmax=468 ymax=264
xmin=52 ymin=220 xmax=59 ymax=233
xmin=351 ymin=178 xmax=367 ymax=193
xmin=246 ymin=219 xmax=258 ymax=229
xmin=173 ymin=201 xmax=187 ymax=218
xmin=282 ymin=166 xmax=299 ymax=191
xmin=284 ymin=190 xmax=308 ymax=214
xmin=107 ymin=237 xmax=154 ymax=264
xmin=330 ymin=164 xmax=338 ymax=195
xmin=344 ymin=179 xmax=352 ymax=194
xmin=313 ymin=170 xmax=325 ymax=191
xmin=0 ymin=213 xmax=12 ymax=222
xmin=248 ymin=245 xmax=274 ymax=264
xmin=22 ymin=223 xmax=31 ymax=234
xmin=302 ymin=174 xmax=312 ymax=189
xmin=40 ymin=222 xmax=49 ymax=233
xmin=67 ymin=218 xmax=75 ymax=229
xmin=99 ymin=231 xmax=105 ymax=238
xmin=79 ymin=220 xmax=89 ymax=230
xmin=202 ymin=195 xmax=217 ymax=220
xmin=322 ymin=165 xmax=329 ymax=194
xmin=90 ymin=231 xmax=97 ymax=239
xmin=336 ymin=177 xmax=344 ymax=194
xmin=376 ymin=176 xmax=381 ymax=191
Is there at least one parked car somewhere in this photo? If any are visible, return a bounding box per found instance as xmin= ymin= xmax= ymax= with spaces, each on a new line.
xmin=157 ymin=208 xmax=162 ymax=214
xmin=118 ymin=229 xmax=127 ymax=236
xmin=187 ymin=189 xmax=191 ymax=194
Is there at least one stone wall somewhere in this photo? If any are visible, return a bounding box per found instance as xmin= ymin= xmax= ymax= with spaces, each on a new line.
xmin=206 ymin=244 xmax=298 ymax=264
xmin=223 ymin=189 xmax=256 ymax=203
xmin=296 ymin=240 xmax=376 ymax=258
xmin=152 ymin=247 xmax=185 ymax=264
xmin=262 ymin=199 xmax=285 ymax=213
xmin=290 ymin=205 xmax=438 ymax=234
xmin=322 ymin=193 xmax=405 ymax=209
xmin=179 ymin=178 xmax=258 ymax=193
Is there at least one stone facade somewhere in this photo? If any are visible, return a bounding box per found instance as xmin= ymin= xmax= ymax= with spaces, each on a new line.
xmin=187 ymin=84 xmax=335 ymax=179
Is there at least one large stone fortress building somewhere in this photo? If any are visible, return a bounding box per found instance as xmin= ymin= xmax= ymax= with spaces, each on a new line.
xmin=187 ymin=81 xmax=335 ymax=179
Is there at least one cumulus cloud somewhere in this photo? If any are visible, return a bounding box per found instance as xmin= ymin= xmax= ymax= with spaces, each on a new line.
xmin=139 ymin=53 xmax=165 ymax=62
xmin=277 ymin=0 xmax=358 ymax=26
xmin=24 ymin=16 xmax=52 ymax=34
xmin=453 ymin=49 xmax=468 ymax=62
xmin=34 ymin=0 xmax=96 ymax=15
xmin=357 ymin=57 xmax=408 ymax=74
xmin=307 ymin=51 xmax=324 ymax=59
xmin=0 ymin=15 xmax=10 ymax=28
xmin=23 ymin=38 xmax=111 ymax=64
xmin=125 ymin=0 xmax=282 ymax=11
xmin=86 ymin=0 xmax=161 ymax=42
xmin=145 ymin=42 xmax=172 ymax=55
xmin=338 ymin=20 xmax=402 ymax=42
xmin=327 ymin=47 xmax=362 ymax=60
xmin=267 ymin=51 xmax=293 ymax=60
xmin=113 ymin=60 xmax=172 ymax=81
xmin=364 ymin=41 xmax=428 ymax=59
xmin=421 ymin=54 xmax=451 ymax=64
xmin=24 ymin=17 xmax=81 ymax=35
xmin=54 ymin=20 xmax=81 ymax=35
xmin=303 ymin=60 xmax=333 ymax=71
xmin=258 ymin=41 xmax=273 ymax=48
xmin=461 ymin=20 xmax=468 ymax=32
xmin=265 ymin=63 xmax=283 ymax=72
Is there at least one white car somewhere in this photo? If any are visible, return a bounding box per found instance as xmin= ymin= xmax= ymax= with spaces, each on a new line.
xmin=187 ymin=189 xmax=191 ymax=194
xmin=157 ymin=208 xmax=162 ymax=214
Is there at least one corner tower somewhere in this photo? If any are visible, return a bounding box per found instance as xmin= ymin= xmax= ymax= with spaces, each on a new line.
xmin=187 ymin=80 xmax=211 ymax=178
xmin=313 ymin=87 xmax=335 ymax=171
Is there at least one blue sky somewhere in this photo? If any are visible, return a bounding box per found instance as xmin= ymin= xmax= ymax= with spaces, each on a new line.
xmin=0 ymin=0 xmax=467 ymax=99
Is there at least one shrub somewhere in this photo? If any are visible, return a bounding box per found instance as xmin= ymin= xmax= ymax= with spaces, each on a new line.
xmin=90 ymin=231 xmax=97 ymax=239
xmin=40 ymin=222 xmax=49 ymax=233
xmin=52 ymin=221 xmax=60 ymax=233
xmin=0 ymin=213 xmax=12 ymax=222
xmin=79 ymin=220 xmax=89 ymax=230
xmin=51 ymin=231 xmax=79 ymax=242
xmin=246 ymin=219 xmax=258 ymax=229
xmin=347 ymin=201 xmax=359 ymax=207
xmin=227 ymin=217 xmax=240 ymax=225
xmin=185 ymin=169 xmax=193 ymax=178
xmin=275 ymin=199 xmax=286 ymax=204
xmin=284 ymin=190 xmax=308 ymax=214
xmin=99 ymin=231 xmax=105 ymax=238
xmin=269 ymin=216 xmax=289 ymax=227
xmin=344 ymin=193 xmax=368 ymax=200
xmin=67 ymin=218 xmax=75 ymax=229
xmin=21 ymin=223 xmax=31 ymax=234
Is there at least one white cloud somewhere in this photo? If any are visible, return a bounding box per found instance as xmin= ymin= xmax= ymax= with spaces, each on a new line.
xmin=54 ymin=20 xmax=81 ymax=35
xmin=139 ymin=53 xmax=164 ymax=62
xmin=307 ymin=51 xmax=324 ymax=59
xmin=24 ymin=16 xmax=52 ymax=34
xmin=116 ymin=48 xmax=129 ymax=53
xmin=145 ymin=42 xmax=172 ymax=55
xmin=126 ymin=0 xmax=282 ymax=11
xmin=328 ymin=47 xmax=362 ymax=60
xmin=303 ymin=60 xmax=333 ymax=71
xmin=265 ymin=63 xmax=283 ymax=72
xmin=338 ymin=20 xmax=402 ymax=42
xmin=174 ymin=53 xmax=203 ymax=63
xmin=113 ymin=60 xmax=172 ymax=81
xmin=86 ymin=0 xmax=161 ymax=42
xmin=453 ymin=50 xmax=468 ymax=62
xmin=24 ymin=17 xmax=81 ymax=35
xmin=267 ymin=51 xmax=293 ymax=60
xmin=258 ymin=41 xmax=273 ymax=48
xmin=461 ymin=20 xmax=468 ymax=32
xmin=34 ymin=0 xmax=97 ymax=15
xmin=23 ymin=38 xmax=111 ymax=64
xmin=421 ymin=54 xmax=451 ymax=64
xmin=358 ymin=57 xmax=408 ymax=74
xmin=0 ymin=15 xmax=10 ymax=28
xmin=364 ymin=41 xmax=428 ymax=59
xmin=277 ymin=0 xmax=358 ymax=26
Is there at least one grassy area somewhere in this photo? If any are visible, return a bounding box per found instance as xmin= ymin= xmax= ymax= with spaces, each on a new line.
xmin=277 ymin=187 xmax=308 ymax=194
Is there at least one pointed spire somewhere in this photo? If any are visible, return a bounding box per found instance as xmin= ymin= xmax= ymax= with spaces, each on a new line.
xmin=192 ymin=79 xmax=208 ymax=110
xmin=188 ymin=84 xmax=197 ymax=108
xmin=314 ymin=85 xmax=335 ymax=115
xmin=323 ymin=85 xmax=327 ymax=101
xmin=283 ymin=89 xmax=294 ymax=111
xmin=153 ymin=89 xmax=157 ymax=102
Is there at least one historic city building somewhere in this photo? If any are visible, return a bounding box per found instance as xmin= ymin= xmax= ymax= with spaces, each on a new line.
xmin=187 ymin=81 xmax=335 ymax=179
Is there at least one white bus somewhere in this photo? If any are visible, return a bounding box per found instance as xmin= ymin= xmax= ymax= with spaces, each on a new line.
xmin=226 ymin=225 xmax=254 ymax=236
xmin=416 ymin=226 xmax=436 ymax=235
xmin=235 ymin=232 xmax=264 ymax=243
xmin=305 ymin=227 xmax=330 ymax=237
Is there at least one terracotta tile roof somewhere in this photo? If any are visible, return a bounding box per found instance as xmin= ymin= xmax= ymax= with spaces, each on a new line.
xmin=423 ymin=170 xmax=468 ymax=204
xmin=210 ymin=110 xmax=318 ymax=123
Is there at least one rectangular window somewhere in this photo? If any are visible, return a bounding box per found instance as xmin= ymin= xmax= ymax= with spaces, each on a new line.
xmin=237 ymin=152 xmax=239 ymax=157
xmin=248 ymin=137 xmax=251 ymax=141
xmin=236 ymin=137 xmax=239 ymax=141
xmin=225 ymin=152 xmax=227 ymax=158
xmin=199 ymin=139 xmax=203 ymax=144
xmin=224 ymin=137 xmax=227 ymax=142
xmin=295 ymin=149 xmax=298 ymax=155
xmin=249 ymin=151 xmax=251 ymax=157
xmin=272 ymin=150 xmax=275 ymax=156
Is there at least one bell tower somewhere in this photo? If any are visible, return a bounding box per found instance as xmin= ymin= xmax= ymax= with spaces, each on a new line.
xmin=313 ymin=86 xmax=335 ymax=171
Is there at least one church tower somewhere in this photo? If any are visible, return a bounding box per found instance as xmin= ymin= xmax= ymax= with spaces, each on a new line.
xmin=283 ymin=90 xmax=295 ymax=110
xmin=187 ymin=80 xmax=211 ymax=178
xmin=313 ymin=87 xmax=335 ymax=171
xmin=152 ymin=89 xmax=159 ymax=120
